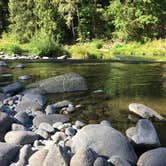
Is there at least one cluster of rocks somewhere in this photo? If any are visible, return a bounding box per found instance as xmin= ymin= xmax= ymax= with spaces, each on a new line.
xmin=0 ymin=60 xmax=166 ymax=166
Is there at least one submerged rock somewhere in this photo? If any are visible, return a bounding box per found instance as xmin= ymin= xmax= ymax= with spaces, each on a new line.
xmin=137 ymin=147 xmax=166 ymax=166
xmin=0 ymin=61 xmax=7 ymax=67
xmin=26 ymin=73 xmax=88 ymax=93
xmin=72 ymin=124 xmax=137 ymax=165
xmin=129 ymin=103 xmax=165 ymax=120
xmin=126 ymin=119 xmax=160 ymax=147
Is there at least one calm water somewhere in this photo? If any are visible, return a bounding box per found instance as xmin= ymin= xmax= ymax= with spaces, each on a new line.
xmin=0 ymin=61 xmax=166 ymax=146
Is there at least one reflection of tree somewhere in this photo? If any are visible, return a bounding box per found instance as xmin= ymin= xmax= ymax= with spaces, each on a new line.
xmin=104 ymin=63 xmax=165 ymax=97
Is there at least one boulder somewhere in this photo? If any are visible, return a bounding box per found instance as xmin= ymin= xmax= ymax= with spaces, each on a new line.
xmin=70 ymin=148 xmax=97 ymax=166
xmin=43 ymin=145 xmax=69 ymax=166
xmin=26 ymin=73 xmax=88 ymax=93
xmin=33 ymin=114 xmax=69 ymax=127
xmin=0 ymin=142 xmax=20 ymax=166
xmin=1 ymin=82 xmax=23 ymax=94
xmin=126 ymin=119 xmax=160 ymax=147
xmin=137 ymin=147 xmax=166 ymax=166
xmin=72 ymin=124 xmax=137 ymax=165
xmin=5 ymin=131 xmax=39 ymax=145
xmin=129 ymin=103 xmax=165 ymax=120
xmin=29 ymin=149 xmax=48 ymax=166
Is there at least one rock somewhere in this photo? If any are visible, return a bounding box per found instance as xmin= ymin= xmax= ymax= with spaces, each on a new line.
xmin=0 ymin=112 xmax=13 ymax=141
xmin=0 ymin=61 xmax=7 ymax=67
xmin=57 ymin=55 xmax=68 ymax=60
xmin=70 ymin=148 xmax=97 ymax=166
xmin=2 ymin=73 xmax=13 ymax=78
xmin=33 ymin=114 xmax=69 ymax=127
xmin=72 ymin=124 xmax=137 ymax=165
xmin=45 ymin=105 xmax=57 ymax=115
xmin=15 ymin=64 xmax=24 ymax=68
xmin=108 ymin=155 xmax=131 ymax=166
xmin=53 ymin=100 xmax=72 ymax=108
xmin=27 ymin=73 xmax=88 ymax=93
xmin=126 ymin=119 xmax=160 ymax=147
xmin=43 ymin=140 xmax=56 ymax=146
xmin=51 ymin=132 xmax=67 ymax=144
xmin=66 ymin=104 xmax=75 ymax=113
xmin=13 ymin=145 xmax=33 ymax=166
xmin=93 ymin=157 xmax=110 ymax=166
xmin=18 ymin=75 xmax=31 ymax=80
xmin=52 ymin=122 xmax=64 ymax=129
xmin=65 ymin=127 xmax=76 ymax=136
xmin=129 ymin=103 xmax=165 ymax=120
xmin=1 ymin=82 xmax=23 ymax=94
xmin=14 ymin=111 xmax=31 ymax=126
xmin=15 ymin=101 xmax=43 ymax=113
xmin=93 ymin=90 xmax=103 ymax=94
xmin=5 ymin=131 xmax=39 ymax=145
xmin=100 ymin=120 xmax=112 ymax=127
xmin=38 ymin=122 xmax=54 ymax=133
xmin=12 ymin=123 xmax=26 ymax=131
xmin=43 ymin=145 xmax=69 ymax=166
xmin=0 ymin=142 xmax=20 ymax=166
xmin=22 ymin=92 xmax=46 ymax=106
xmin=35 ymin=129 xmax=49 ymax=139
xmin=75 ymin=120 xmax=85 ymax=129
xmin=29 ymin=149 xmax=48 ymax=166
xmin=137 ymin=147 xmax=166 ymax=166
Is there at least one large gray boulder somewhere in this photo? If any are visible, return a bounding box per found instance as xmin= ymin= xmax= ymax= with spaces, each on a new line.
xmin=72 ymin=124 xmax=137 ymax=165
xmin=33 ymin=114 xmax=69 ymax=127
xmin=0 ymin=142 xmax=20 ymax=166
xmin=129 ymin=103 xmax=165 ymax=120
xmin=26 ymin=73 xmax=88 ymax=93
xmin=137 ymin=148 xmax=166 ymax=166
xmin=1 ymin=82 xmax=23 ymax=94
xmin=5 ymin=131 xmax=39 ymax=145
xmin=126 ymin=119 xmax=160 ymax=147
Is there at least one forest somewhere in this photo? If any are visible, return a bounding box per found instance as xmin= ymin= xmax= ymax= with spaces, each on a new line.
xmin=0 ymin=0 xmax=166 ymax=60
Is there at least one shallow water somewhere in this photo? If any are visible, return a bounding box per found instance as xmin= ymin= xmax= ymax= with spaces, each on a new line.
xmin=0 ymin=61 xmax=166 ymax=146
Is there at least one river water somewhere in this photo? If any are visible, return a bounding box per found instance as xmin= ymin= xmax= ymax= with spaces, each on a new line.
xmin=0 ymin=61 xmax=166 ymax=146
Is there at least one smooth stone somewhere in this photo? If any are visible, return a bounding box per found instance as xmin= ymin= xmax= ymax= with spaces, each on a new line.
xmin=0 ymin=61 xmax=7 ymax=67
xmin=51 ymin=132 xmax=67 ymax=144
xmin=137 ymin=147 xmax=166 ymax=166
xmin=65 ymin=127 xmax=76 ymax=136
xmin=53 ymin=100 xmax=72 ymax=108
xmin=13 ymin=145 xmax=33 ymax=166
xmin=18 ymin=75 xmax=31 ymax=80
xmin=66 ymin=104 xmax=75 ymax=113
xmin=93 ymin=157 xmax=110 ymax=166
xmin=12 ymin=123 xmax=26 ymax=131
xmin=43 ymin=145 xmax=69 ymax=166
xmin=35 ymin=129 xmax=49 ymax=139
xmin=72 ymin=124 xmax=137 ymax=165
xmin=2 ymin=74 xmax=13 ymax=78
xmin=22 ymin=92 xmax=46 ymax=106
xmin=14 ymin=111 xmax=31 ymax=125
xmin=52 ymin=122 xmax=63 ymax=129
xmin=5 ymin=131 xmax=39 ymax=145
xmin=70 ymin=148 xmax=97 ymax=166
xmin=29 ymin=149 xmax=48 ymax=166
xmin=43 ymin=140 xmax=56 ymax=146
xmin=108 ymin=155 xmax=131 ymax=166
xmin=15 ymin=101 xmax=43 ymax=113
xmin=26 ymin=73 xmax=88 ymax=93
xmin=0 ymin=142 xmax=20 ymax=166
xmin=15 ymin=64 xmax=24 ymax=68
xmin=75 ymin=120 xmax=85 ymax=129
xmin=100 ymin=120 xmax=112 ymax=127
xmin=45 ymin=105 xmax=57 ymax=115
xmin=129 ymin=103 xmax=165 ymax=120
xmin=1 ymin=82 xmax=23 ymax=94
xmin=126 ymin=119 xmax=160 ymax=147
xmin=57 ymin=55 xmax=68 ymax=60
xmin=39 ymin=122 xmax=54 ymax=133
xmin=33 ymin=114 xmax=69 ymax=127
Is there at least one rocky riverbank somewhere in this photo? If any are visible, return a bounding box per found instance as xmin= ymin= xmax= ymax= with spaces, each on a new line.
xmin=0 ymin=60 xmax=166 ymax=166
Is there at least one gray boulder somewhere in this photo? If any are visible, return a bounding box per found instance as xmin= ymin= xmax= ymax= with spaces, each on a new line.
xmin=26 ymin=73 xmax=88 ymax=93
xmin=126 ymin=119 xmax=160 ymax=147
xmin=70 ymin=148 xmax=97 ymax=166
xmin=72 ymin=124 xmax=137 ymax=165
xmin=0 ymin=142 xmax=20 ymax=166
xmin=1 ymin=82 xmax=23 ymax=94
xmin=5 ymin=131 xmax=39 ymax=145
xmin=29 ymin=149 xmax=48 ymax=166
xmin=137 ymin=147 xmax=166 ymax=166
xmin=129 ymin=103 xmax=165 ymax=120
xmin=33 ymin=114 xmax=69 ymax=127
